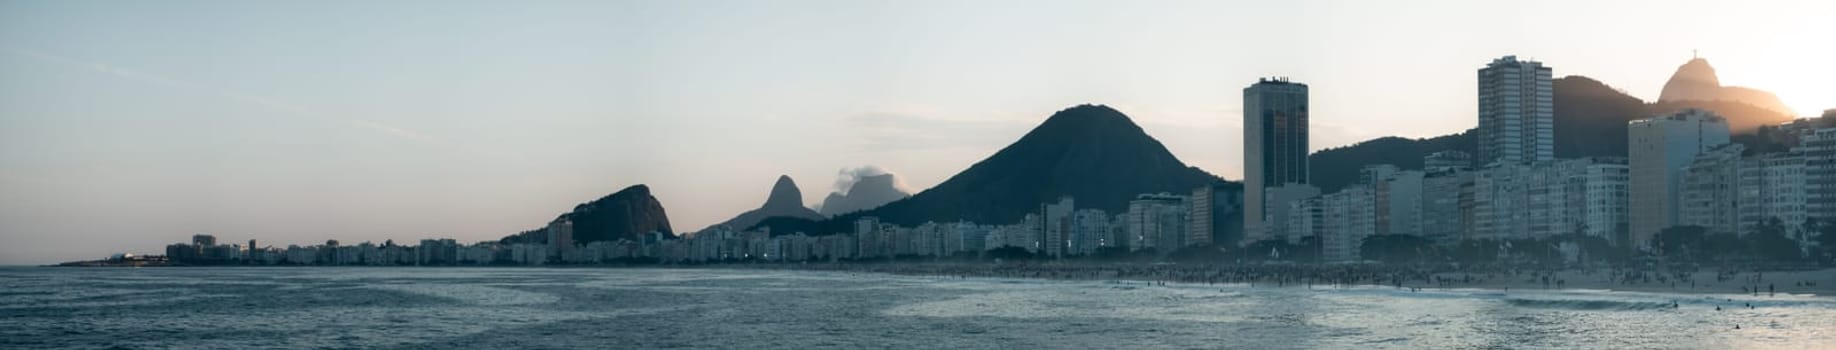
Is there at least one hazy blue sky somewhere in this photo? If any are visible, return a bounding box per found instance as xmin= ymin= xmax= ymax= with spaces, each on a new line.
xmin=2 ymin=0 xmax=1830 ymax=264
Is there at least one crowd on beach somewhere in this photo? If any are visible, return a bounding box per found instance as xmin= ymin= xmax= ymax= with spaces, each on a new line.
xmin=762 ymin=261 xmax=1836 ymax=296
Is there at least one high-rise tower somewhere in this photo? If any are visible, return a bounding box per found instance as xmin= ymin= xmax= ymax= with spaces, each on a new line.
xmin=1628 ymin=108 xmax=1730 ymax=247
xmin=1477 ymin=56 xmax=1555 ymax=165
xmin=1243 ymin=77 xmax=1309 ymax=244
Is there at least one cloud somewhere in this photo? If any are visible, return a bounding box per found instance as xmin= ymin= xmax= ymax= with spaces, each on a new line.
xmin=830 ymin=165 xmax=912 ymax=195
xmin=351 ymin=120 xmax=433 ymax=141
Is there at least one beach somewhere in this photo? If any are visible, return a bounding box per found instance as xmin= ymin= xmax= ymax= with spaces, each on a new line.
xmin=770 ymin=262 xmax=1836 ymax=298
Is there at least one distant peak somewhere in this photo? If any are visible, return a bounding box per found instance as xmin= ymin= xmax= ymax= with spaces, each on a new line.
xmin=609 ymin=184 xmax=651 ymax=198
xmin=1660 ymin=56 xmax=1723 ymax=103
xmin=764 ymin=175 xmax=804 ymax=209
xmin=1670 ymin=57 xmax=1720 ymax=85
xmin=1054 ymin=104 xmax=1123 ymax=117
xmin=1037 ymin=104 xmax=1138 ymax=130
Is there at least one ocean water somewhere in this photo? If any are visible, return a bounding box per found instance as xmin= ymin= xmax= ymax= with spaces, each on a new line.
xmin=2 ymin=267 xmax=1832 ymax=349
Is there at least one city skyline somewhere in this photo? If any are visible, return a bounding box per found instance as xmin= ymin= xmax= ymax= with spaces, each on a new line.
xmin=5 ymin=0 xmax=1836 ymax=264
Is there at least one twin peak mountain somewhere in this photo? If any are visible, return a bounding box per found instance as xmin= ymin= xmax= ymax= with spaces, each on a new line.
xmin=509 ymin=104 xmax=1224 ymax=243
xmin=716 ymin=104 xmax=1220 ymax=236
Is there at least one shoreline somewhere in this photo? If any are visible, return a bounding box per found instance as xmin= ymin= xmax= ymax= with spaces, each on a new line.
xmin=761 ymin=263 xmax=1836 ymax=298
xmin=33 ymin=261 xmax=1836 ymax=297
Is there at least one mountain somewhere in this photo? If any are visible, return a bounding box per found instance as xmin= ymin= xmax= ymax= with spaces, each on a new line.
xmin=503 ymin=184 xmax=674 ymax=244
xmin=817 ymin=174 xmax=911 ymax=216
xmin=1307 ymin=132 xmax=1474 ymax=193
xmin=1306 ymin=76 xmax=1632 ymax=193
xmin=1541 ymin=74 xmax=1792 ymax=158
xmin=1650 ymin=99 xmax=1797 ymax=134
xmin=1658 ymin=57 xmax=1723 ymax=102
xmin=700 ymin=175 xmax=823 ymax=234
xmin=1306 ymin=72 xmax=1799 ymax=193
xmin=1658 ymin=57 xmax=1795 ymax=118
xmin=1553 ymin=76 xmax=1646 ymax=159
xmin=754 ymin=104 xmax=1225 ymax=234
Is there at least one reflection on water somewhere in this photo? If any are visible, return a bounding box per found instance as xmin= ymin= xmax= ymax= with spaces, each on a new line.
xmin=1 ymin=267 xmax=1831 ymax=349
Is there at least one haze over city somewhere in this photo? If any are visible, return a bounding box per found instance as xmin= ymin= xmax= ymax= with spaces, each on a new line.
xmin=3 ymin=0 xmax=1833 ymax=265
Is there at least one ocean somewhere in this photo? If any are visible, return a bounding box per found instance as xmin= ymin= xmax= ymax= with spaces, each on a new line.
xmin=2 ymin=267 xmax=1831 ymax=349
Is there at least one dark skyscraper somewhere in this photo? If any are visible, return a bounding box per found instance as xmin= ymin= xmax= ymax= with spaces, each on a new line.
xmin=1242 ymin=78 xmax=1309 ymax=244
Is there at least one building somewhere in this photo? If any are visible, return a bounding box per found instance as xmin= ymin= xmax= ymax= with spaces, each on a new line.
xmin=1472 ymin=162 xmax=1529 ymax=241
xmin=1243 ymin=77 xmax=1309 ymax=245
xmin=1370 ymin=167 xmax=1424 ymax=237
xmin=1806 ymin=128 xmax=1836 ymax=227
xmin=1187 ymin=183 xmax=1244 ymax=248
xmin=1477 ymin=55 xmax=1555 ymax=165
xmin=1263 ymin=183 xmax=1321 ymax=244
xmin=192 ymin=234 xmax=216 ymax=247
xmin=1420 ymin=168 xmax=1471 ymax=244
xmin=546 ymin=217 xmax=574 ymax=259
xmin=854 ymin=217 xmax=881 ymax=258
xmin=951 ymin=222 xmax=988 ymax=255
xmin=1575 ymin=158 xmax=1631 ymax=244
xmin=1738 ymin=153 xmax=1807 ymax=242
xmin=1319 ymin=186 xmax=1376 ymax=262
xmin=1425 ymin=150 xmax=1474 ymax=171
xmin=1468 ymin=158 xmax=1630 ymax=243
xmin=418 ymin=239 xmax=458 ymax=265
xmin=1072 ymin=209 xmax=1110 ymax=255
xmin=1286 ymin=197 xmax=1324 ymax=248
xmin=1680 ymin=144 xmax=1745 ymax=236
xmin=1629 ymin=108 xmax=1730 ymax=247
xmin=1041 ymin=197 xmax=1074 ymax=258
xmin=1126 ymin=193 xmax=1189 ymax=252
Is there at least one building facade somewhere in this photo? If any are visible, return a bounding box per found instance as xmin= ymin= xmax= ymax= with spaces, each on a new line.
xmin=1477 ymin=55 xmax=1555 ymax=165
xmin=1319 ymin=186 xmax=1376 ymax=263
xmin=1805 ymin=128 xmax=1836 ymax=227
xmin=1738 ymin=154 xmax=1807 ymax=241
xmin=1680 ymin=144 xmax=1746 ymax=236
xmin=1126 ymin=193 xmax=1189 ymax=252
xmin=1243 ymin=78 xmax=1310 ymax=245
xmin=1628 ymin=109 xmax=1730 ymax=247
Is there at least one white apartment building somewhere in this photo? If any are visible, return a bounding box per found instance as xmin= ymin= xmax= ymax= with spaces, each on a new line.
xmin=1680 ymin=144 xmax=1746 ymax=236
xmin=1319 ymin=186 xmax=1376 ymax=263
xmin=1576 ymin=159 xmax=1632 ymax=244
xmin=1126 ymin=193 xmax=1189 ymax=252
xmin=1473 ymin=162 xmax=1531 ymax=241
xmin=1629 ymin=108 xmax=1731 ymax=247
xmin=1739 ymin=153 xmax=1808 ymax=241
xmin=1477 ymin=55 xmax=1555 ymax=165
xmin=1373 ymin=169 xmax=1424 ymax=236
xmin=1420 ymin=168 xmax=1473 ymax=245
xmin=1805 ymin=128 xmax=1836 ymax=226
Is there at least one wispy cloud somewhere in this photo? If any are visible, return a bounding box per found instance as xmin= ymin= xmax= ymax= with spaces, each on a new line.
xmin=350 ymin=120 xmax=433 ymax=141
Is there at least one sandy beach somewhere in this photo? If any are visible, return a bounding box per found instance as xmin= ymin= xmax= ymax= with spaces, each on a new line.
xmin=1424 ymin=268 xmax=1836 ymax=297
xmin=771 ymin=263 xmax=1836 ymax=298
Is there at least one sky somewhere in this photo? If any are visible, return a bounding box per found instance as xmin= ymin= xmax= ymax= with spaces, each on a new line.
xmin=2 ymin=0 xmax=1831 ymax=265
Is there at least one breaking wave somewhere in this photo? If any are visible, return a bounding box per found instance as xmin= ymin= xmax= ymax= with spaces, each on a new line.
xmin=1503 ymin=298 xmax=1673 ymax=311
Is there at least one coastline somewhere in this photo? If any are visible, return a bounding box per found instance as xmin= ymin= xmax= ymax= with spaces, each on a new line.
xmin=37 ymin=260 xmax=1836 ymax=298
xmin=761 ymin=263 xmax=1836 ymax=298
